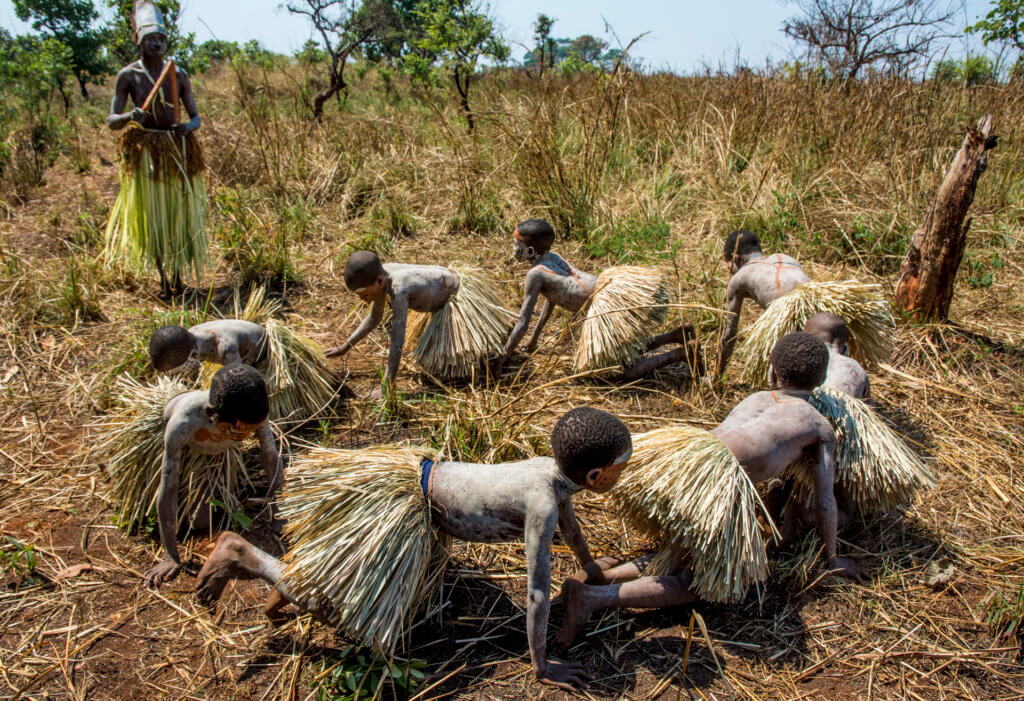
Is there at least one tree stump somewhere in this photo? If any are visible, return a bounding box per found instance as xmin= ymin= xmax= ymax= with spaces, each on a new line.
xmin=894 ymin=114 xmax=998 ymax=321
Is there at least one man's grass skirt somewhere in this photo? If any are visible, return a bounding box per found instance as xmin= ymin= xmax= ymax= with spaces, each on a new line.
xmin=200 ymin=288 xmax=337 ymax=424
xmin=92 ymin=375 xmax=253 ymax=534
xmin=610 ymin=426 xmax=776 ymax=603
xmin=104 ymin=129 xmax=208 ymax=283
xmin=736 ymin=281 xmax=894 ymax=385
xmin=573 ymin=266 xmax=669 ymax=373
xmin=785 ymin=387 xmax=935 ymax=513
xmin=406 ymin=267 xmax=514 ymax=380
xmin=278 ymin=446 xmax=450 ymax=655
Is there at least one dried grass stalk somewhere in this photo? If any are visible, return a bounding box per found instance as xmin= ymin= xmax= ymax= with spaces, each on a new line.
xmin=104 ymin=129 xmax=208 ymax=281
xmin=610 ymin=427 xmax=775 ymax=603
xmin=736 ymin=281 xmax=894 ymax=385
xmin=406 ymin=266 xmax=514 ymax=379
xmin=279 ymin=446 xmax=450 ymax=654
xmin=786 ymin=387 xmax=936 ymax=512
xmin=200 ymin=288 xmax=336 ymax=423
xmin=574 ymin=266 xmax=668 ymax=373
xmin=91 ymin=375 xmax=252 ymax=533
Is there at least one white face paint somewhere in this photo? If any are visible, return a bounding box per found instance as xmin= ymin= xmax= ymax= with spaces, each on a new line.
xmin=513 ymin=240 xmax=535 ymax=262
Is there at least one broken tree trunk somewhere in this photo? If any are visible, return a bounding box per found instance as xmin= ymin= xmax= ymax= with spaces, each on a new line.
xmin=894 ymin=114 xmax=998 ymax=321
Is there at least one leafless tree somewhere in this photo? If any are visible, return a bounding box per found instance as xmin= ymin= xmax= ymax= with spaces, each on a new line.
xmin=283 ymin=0 xmax=396 ymax=119
xmin=782 ymin=0 xmax=958 ymax=80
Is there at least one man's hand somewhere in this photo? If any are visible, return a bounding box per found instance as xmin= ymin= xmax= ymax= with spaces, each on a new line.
xmin=324 ymin=343 xmax=351 ymax=359
xmin=143 ymin=557 xmax=181 ymax=588
xmin=537 ymin=659 xmax=593 ymax=690
xmin=171 ymin=122 xmax=189 ymax=137
xmin=830 ymin=556 xmax=868 ymax=584
xmin=129 ymin=107 xmax=148 ymax=123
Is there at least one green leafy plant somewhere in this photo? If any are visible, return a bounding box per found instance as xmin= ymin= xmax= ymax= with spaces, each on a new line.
xmin=586 ymin=217 xmax=675 ymax=263
xmin=312 ymin=649 xmax=426 ymax=701
xmin=986 ymin=581 xmax=1024 ymax=639
xmin=2 ymin=536 xmax=40 ymax=586
xmin=209 ymin=498 xmax=253 ymax=530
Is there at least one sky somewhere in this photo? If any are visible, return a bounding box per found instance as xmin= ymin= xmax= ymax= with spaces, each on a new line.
xmin=0 ymin=0 xmax=1001 ymax=73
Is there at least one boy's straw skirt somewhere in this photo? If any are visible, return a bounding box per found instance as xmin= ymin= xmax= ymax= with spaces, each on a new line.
xmin=785 ymin=387 xmax=935 ymax=513
xmin=610 ymin=426 xmax=776 ymax=603
xmin=406 ymin=267 xmax=514 ymax=380
xmin=736 ymin=280 xmax=894 ymax=385
xmin=104 ymin=128 xmax=208 ymax=282
xmin=574 ymin=266 xmax=669 ymax=373
xmin=278 ymin=446 xmax=450 ymax=654
xmin=92 ymin=375 xmax=253 ymax=534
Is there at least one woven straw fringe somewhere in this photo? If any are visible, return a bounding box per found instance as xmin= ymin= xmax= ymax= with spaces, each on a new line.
xmin=610 ymin=427 xmax=775 ymax=603
xmin=279 ymin=446 xmax=450 ymax=654
xmin=736 ymin=281 xmax=894 ymax=385
xmin=574 ymin=266 xmax=669 ymax=373
xmin=406 ymin=267 xmax=514 ymax=379
xmin=786 ymin=387 xmax=936 ymax=513
xmin=91 ymin=375 xmax=252 ymax=533
xmin=104 ymin=133 xmax=208 ymax=282
xmin=199 ymin=288 xmax=336 ymax=423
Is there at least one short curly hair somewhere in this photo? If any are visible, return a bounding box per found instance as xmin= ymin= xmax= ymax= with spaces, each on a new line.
xmin=723 ymin=229 xmax=762 ymax=263
xmin=515 ymin=219 xmax=556 ymax=254
xmin=149 ymin=325 xmax=197 ymax=372
xmin=803 ymin=312 xmax=848 ymax=349
xmin=208 ymin=363 xmax=269 ymax=425
xmin=770 ymin=332 xmax=828 ymax=390
xmin=343 ymin=251 xmax=385 ymax=291
xmin=551 ymin=407 xmax=632 ymax=485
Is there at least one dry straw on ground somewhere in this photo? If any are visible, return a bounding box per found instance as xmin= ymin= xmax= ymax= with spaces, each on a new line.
xmin=0 ymin=62 xmax=1022 ymax=699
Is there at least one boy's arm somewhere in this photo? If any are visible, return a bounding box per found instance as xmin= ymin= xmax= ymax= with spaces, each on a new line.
xmin=496 ymin=272 xmax=544 ymax=370
xmin=556 ymin=499 xmax=603 ymax=584
xmin=258 ymin=422 xmax=282 ymax=495
xmin=813 ymin=435 xmax=865 ymax=582
xmin=716 ymin=277 xmax=747 ymax=377
xmin=144 ymin=426 xmax=186 ymax=587
xmin=384 ymin=292 xmax=409 ymax=384
xmin=524 ymin=299 xmax=554 ymax=353
xmin=326 ymin=294 xmax=385 ymax=357
xmin=526 ymin=502 xmax=593 ymax=690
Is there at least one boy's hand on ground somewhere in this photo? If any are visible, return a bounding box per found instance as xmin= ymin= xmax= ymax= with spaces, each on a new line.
xmin=582 ymin=560 xmax=607 ymax=585
xmin=143 ymin=558 xmax=180 ymax=588
xmin=538 ymin=659 xmax=593 ymax=690
xmin=324 ymin=343 xmax=351 ymax=358
xmin=831 ymin=556 xmax=868 ymax=584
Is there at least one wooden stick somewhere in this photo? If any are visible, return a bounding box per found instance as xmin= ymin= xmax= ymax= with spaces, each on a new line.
xmin=141 ymin=59 xmax=175 ymax=113
xmin=169 ymin=61 xmax=180 ymax=123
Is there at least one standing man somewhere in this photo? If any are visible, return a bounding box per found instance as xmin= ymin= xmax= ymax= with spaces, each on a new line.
xmin=105 ymin=1 xmax=206 ymax=298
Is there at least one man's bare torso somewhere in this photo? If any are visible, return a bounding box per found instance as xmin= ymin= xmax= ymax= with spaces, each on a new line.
xmin=730 ymin=253 xmax=811 ymax=309
xmin=428 ymin=457 xmax=576 ymax=542
xmin=386 ymin=263 xmax=460 ymax=313
xmin=163 ymin=391 xmax=245 ymax=456
xmin=189 ymin=320 xmax=266 ymax=366
xmin=711 ymin=391 xmax=834 ymax=484
xmin=823 ymin=348 xmax=870 ymax=398
xmin=529 ymin=253 xmax=598 ymax=312
xmin=116 ymin=61 xmax=189 ymax=130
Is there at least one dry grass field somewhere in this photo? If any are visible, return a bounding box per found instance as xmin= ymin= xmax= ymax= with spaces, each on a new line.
xmin=1 ymin=61 xmax=1023 ymax=699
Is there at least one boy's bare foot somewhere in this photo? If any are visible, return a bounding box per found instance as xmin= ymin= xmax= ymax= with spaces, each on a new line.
xmin=264 ymin=588 xmax=289 ymax=623
xmin=196 ymin=532 xmax=261 ymax=605
xmin=555 ymin=578 xmax=593 ymax=653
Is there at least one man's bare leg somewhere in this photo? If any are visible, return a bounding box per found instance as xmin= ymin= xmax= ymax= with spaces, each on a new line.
xmin=197 ymin=532 xmax=331 ymax=624
xmin=556 ymin=572 xmax=699 ymax=651
xmin=622 ymin=324 xmax=705 ymax=381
